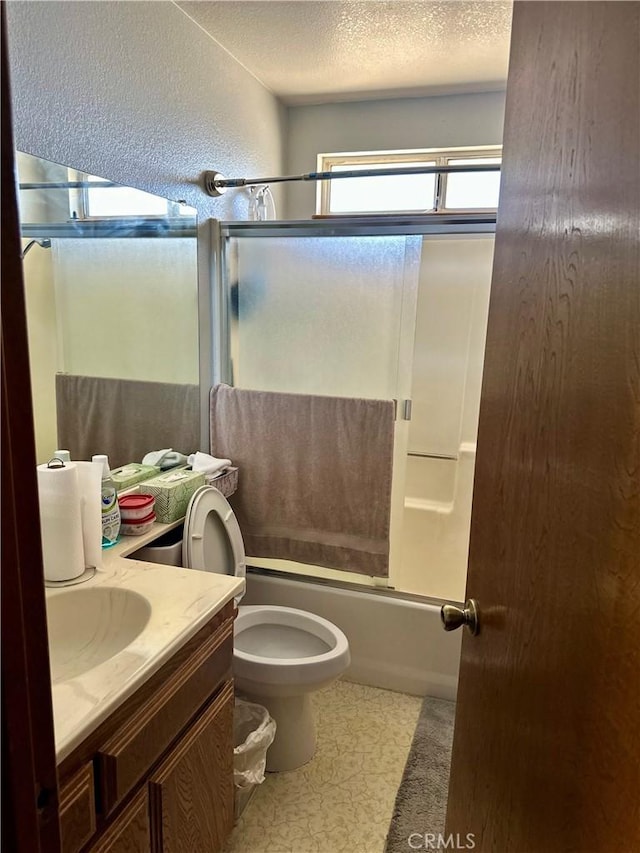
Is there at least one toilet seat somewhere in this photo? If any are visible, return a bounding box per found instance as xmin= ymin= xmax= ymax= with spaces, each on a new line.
xmin=234 ymin=605 xmax=350 ymax=687
xmin=182 ymin=486 xmax=246 ymax=602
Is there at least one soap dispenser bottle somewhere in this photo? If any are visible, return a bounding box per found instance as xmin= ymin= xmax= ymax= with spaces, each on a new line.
xmin=92 ymin=454 xmax=121 ymax=547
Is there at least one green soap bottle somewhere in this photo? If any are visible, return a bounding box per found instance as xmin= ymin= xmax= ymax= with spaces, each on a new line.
xmin=92 ymin=454 xmax=121 ymax=547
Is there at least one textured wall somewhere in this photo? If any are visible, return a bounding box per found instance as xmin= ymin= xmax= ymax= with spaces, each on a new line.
xmin=285 ymin=90 xmax=506 ymax=217
xmin=5 ymin=1 xmax=285 ymax=219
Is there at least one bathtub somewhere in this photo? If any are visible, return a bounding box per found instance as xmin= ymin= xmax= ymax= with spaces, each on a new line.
xmin=242 ymin=571 xmax=461 ymax=700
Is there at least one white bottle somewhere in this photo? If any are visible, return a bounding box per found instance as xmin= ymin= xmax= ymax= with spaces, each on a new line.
xmin=92 ymin=454 xmax=121 ymax=547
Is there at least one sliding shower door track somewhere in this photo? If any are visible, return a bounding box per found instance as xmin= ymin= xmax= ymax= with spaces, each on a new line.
xmin=219 ymin=214 xmax=496 ymax=239
xmin=246 ymin=565 xmax=463 ymax=607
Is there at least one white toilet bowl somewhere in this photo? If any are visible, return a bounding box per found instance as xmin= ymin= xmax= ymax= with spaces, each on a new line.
xmin=181 ymin=486 xmax=351 ymax=771
xmin=234 ymin=605 xmax=351 ymax=771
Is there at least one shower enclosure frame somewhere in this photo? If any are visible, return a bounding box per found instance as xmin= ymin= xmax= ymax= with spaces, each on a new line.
xmin=204 ymin=214 xmax=497 ymax=603
xmin=208 ymin=214 xmax=496 ymax=381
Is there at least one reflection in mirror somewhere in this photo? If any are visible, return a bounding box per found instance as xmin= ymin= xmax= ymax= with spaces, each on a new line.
xmin=17 ymin=152 xmax=200 ymax=468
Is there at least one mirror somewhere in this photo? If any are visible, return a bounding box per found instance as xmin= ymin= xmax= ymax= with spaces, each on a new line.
xmin=17 ymin=152 xmax=200 ymax=469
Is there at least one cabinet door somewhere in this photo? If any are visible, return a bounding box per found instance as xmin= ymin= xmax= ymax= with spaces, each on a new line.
xmin=89 ymin=790 xmax=150 ymax=853
xmin=59 ymin=763 xmax=96 ymax=853
xmin=148 ymin=681 xmax=234 ymax=853
xmin=98 ymin=613 xmax=233 ymax=816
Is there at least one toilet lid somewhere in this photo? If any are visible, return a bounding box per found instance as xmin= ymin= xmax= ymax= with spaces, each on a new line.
xmin=182 ymin=486 xmax=246 ymax=603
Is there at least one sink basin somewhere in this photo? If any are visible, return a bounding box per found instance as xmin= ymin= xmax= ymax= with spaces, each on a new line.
xmin=46 ymin=587 xmax=152 ymax=683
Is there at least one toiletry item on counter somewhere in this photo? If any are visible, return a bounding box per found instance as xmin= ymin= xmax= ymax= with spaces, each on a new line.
xmin=92 ymin=454 xmax=121 ymax=547
xmin=36 ymin=457 xmax=104 ymax=580
xmin=141 ymin=448 xmax=189 ymax=471
xmin=111 ymin=463 xmax=161 ymax=492
xmin=54 ymin=449 xmax=71 ymax=463
xmin=206 ymin=465 xmax=238 ymax=498
xmin=187 ymin=451 xmax=231 ymax=477
xmin=118 ymin=493 xmax=156 ymax=535
xmin=118 ymin=493 xmax=155 ymax=521
xmin=37 ymin=458 xmax=85 ymax=582
xmin=185 ymin=451 xmax=238 ymax=497
xmin=119 ymin=512 xmax=157 ymax=536
xmin=141 ymin=468 xmax=205 ymax=523
xmin=75 ymin=460 xmax=104 ymax=569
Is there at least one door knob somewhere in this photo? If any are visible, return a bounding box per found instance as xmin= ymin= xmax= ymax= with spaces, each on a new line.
xmin=440 ymin=599 xmax=479 ymax=635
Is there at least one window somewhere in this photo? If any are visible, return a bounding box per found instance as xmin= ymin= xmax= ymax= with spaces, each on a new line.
xmin=317 ymin=147 xmax=502 ymax=215
xmin=445 ymin=156 xmax=502 ymax=209
xmin=67 ymin=170 xmax=189 ymax=219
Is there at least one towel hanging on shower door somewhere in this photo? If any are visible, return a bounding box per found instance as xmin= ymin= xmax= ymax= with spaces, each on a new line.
xmin=209 ymin=383 xmax=395 ymax=577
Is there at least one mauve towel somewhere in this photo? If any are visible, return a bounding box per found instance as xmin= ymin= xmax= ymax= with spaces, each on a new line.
xmin=210 ymin=383 xmax=395 ymax=577
xmin=56 ymin=374 xmax=200 ymax=469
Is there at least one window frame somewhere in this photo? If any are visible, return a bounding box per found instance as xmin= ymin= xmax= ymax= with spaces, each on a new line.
xmin=316 ymin=145 xmax=502 ymax=216
xmin=67 ymin=169 xmax=184 ymax=220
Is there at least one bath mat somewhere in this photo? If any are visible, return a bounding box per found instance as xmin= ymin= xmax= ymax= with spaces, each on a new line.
xmin=384 ymin=696 xmax=456 ymax=853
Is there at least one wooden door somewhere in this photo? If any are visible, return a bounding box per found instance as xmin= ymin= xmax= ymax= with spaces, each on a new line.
xmin=446 ymin=3 xmax=640 ymax=852
xmin=1 ymin=7 xmax=62 ymax=852
xmin=148 ymin=682 xmax=234 ymax=853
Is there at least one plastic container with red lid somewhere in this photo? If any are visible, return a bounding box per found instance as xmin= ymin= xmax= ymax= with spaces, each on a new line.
xmin=120 ymin=511 xmax=156 ymax=537
xmin=118 ymin=493 xmax=155 ymax=521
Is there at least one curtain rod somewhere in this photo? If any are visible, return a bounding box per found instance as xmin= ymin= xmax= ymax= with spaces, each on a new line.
xmin=18 ymin=181 xmax=120 ymax=190
xmin=203 ymin=162 xmax=500 ymax=196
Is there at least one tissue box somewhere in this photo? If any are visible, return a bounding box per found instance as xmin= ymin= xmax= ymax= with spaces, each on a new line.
xmin=205 ymin=466 xmax=238 ymax=499
xmin=111 ymin=463 xmax=161 ymax=492
xmin=141 ymin=468 xmax=205 ymax=523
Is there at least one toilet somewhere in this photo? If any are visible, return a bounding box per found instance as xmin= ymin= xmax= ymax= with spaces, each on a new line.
xmin=182 ymin=485 xmax=351 ymax=771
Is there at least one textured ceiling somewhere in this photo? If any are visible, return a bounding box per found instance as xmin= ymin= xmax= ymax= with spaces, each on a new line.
xmin=176 ymin=1 xmax=513 ymax=104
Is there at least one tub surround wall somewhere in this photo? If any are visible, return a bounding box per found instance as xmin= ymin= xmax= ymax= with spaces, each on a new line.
xmin=402 ymin=444 xmax=480 ymax=602
xmin=6 ymin=0 xmax=286 ymax=219
xmin=409 ymin=238 xmax=494 ymax=460
xmin=399 ymin=236 xmax=494 ymax=601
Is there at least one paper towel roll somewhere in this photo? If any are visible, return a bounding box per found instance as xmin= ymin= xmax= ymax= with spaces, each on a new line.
xmin=37 ymin=460 xmax=85 ymax=582
xmin=75 ymin=461 xmax=103 ymax=570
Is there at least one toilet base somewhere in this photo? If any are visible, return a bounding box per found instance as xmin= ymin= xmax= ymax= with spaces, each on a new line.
xmin=240 ymin=691 xmax=317 ymax=772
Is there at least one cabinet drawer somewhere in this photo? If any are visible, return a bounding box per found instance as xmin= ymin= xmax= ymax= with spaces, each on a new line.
xmin=149 ymin=681 xmax=234 ymax=853
xmin=97 ymin=618 xmax=232 ymax=815
xmin=89 ymin=790 xmax=150 ymax=853
xmin=60 ymin=763 xmax=96 ymax=853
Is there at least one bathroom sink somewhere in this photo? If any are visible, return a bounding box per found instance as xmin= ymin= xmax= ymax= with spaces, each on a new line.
xmin=46 ymin=587 xmax=152 ymax=683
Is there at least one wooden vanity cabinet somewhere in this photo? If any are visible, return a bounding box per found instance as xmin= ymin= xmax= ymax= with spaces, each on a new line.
xmin=59 ymin=764 xmax=96 ymax=852
xmin=89 ymin=790 xmax=150 ymax=853
xmin=149 ymin=682 xmax=234 ymax=852
xmin=57 ymin=601 xmax=235 ymax=853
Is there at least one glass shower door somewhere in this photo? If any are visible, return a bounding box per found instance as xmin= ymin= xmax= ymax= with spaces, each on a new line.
xmin=219 ymin=230 xmax=423 ymax=586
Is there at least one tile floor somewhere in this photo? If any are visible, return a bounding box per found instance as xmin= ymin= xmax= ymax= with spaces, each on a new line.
xmin=225 ymin=680 xmax=422 ymax=853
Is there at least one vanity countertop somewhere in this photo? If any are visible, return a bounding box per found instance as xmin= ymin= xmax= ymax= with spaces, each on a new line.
xmin=46 ymin=520 xmax=243 ymax=763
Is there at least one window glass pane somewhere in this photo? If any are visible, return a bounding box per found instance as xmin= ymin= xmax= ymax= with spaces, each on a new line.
xmin=444 ymin=157 xmax=501 ymax=209
xmin=86 ymin=176 xmax=169 ymax=217
xmin=329 ymin=162 xmax=436 ymax=213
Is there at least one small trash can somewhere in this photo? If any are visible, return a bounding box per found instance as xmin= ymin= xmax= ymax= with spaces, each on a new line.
xmin=233 ymin=699 xmax=276 ymax=821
